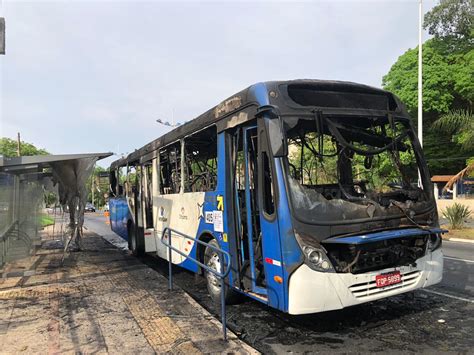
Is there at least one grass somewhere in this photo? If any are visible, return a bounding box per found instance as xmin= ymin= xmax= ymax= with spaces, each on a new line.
xmin=441 ymin=226 xmax=474 ymax=240
xmin=39 ymin=215 xmax=55 ymax=227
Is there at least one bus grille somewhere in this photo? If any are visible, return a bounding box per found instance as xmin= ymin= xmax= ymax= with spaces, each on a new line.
xmin=349 ymin=270 xmax=421 ymax=299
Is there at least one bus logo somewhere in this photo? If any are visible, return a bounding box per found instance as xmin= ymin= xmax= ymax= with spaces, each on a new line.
xmin=179 ymin=207 xmax=188 ymax=220
xmin=158 ymin=206 xmax=167 ymax=222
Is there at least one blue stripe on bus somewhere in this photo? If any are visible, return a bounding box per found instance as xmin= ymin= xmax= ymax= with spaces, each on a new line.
xmin=323 ymin=227 xmax=447 ymax=245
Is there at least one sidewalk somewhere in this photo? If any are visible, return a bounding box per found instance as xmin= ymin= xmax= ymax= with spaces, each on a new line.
xmin=0 ymin=228 xmax=257 ymax=354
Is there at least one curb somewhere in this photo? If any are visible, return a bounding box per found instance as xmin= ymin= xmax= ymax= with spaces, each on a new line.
xmin=446 ymin=238 xmax=474 ymax=244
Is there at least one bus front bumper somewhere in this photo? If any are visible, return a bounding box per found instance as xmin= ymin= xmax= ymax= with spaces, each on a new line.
xmin=287 ymin=248 xmax=443 ymax=315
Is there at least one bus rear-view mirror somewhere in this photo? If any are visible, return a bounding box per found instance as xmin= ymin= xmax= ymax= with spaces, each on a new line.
xmin=257 ymin=105 xmax=288 ymax=158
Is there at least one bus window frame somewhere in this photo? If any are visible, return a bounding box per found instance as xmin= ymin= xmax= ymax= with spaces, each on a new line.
xmin=158 ymin=139 xmax=182 ymax=195
xmin=183 ymin=124 xmax=219 ymax=193
xmin=258 ymin=118 xmax=279 ymax=222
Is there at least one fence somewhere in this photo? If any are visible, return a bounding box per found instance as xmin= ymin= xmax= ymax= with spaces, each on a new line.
xmin=0 ymin=172 xmax=44 ymax=267
xmin=161 ymin=227 xmax=231 ymax=341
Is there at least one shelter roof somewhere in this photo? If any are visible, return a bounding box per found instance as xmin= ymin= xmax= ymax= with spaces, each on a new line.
xmin=0 ymin=153 xmax=112 ymax=174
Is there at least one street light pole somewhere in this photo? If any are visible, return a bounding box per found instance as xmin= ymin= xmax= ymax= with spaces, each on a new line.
xmin=418 ymin=0 xmax=423 ymax=147
xmin=156 ymin=118 xmax=180 ymax=128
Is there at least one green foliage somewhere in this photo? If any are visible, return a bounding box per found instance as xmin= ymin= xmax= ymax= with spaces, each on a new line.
xmin=86 ymin=166 xmax=109 ymax=208
xmin=442 ymin=202 xmax=472 ymax=229
xmin=288 ymin=134 xmax=338 ymax=185
xmin=423 ymin=0 xmax=473 ymax=53
xmin=382 ymin=40 xmax=472 ymax=115
xmin=44 ymin=192 xmax=57 ymax=207
xmin=39 ymin=214 xmax=55 ymax=227
xmin=382 ymin=0 xmax=473 ymax=176
xmin=433 ymin=109 xmax=474 ymax=151
xmin=287 ymin=128 xmax=418 ymax=193
xmin=0 ymin=137 xmax=49 ymax=157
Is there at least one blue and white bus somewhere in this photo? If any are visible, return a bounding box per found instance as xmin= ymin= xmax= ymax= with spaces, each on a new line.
xmin=108 ymin=80 xmax=444 ymax=314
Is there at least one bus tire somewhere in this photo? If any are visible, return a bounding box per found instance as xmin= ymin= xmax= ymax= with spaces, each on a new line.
xmin=204 ymin=239 xmax=240 ymax=304
xmin=128 ymin=221 xmax=145 ymax=257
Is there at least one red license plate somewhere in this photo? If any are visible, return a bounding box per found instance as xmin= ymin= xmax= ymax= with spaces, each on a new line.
xmin=375 ymin=271 xmax=401 ymax=288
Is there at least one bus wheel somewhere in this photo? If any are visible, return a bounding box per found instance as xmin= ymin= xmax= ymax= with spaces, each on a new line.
xmin=204 ymin=239 xmax=240 ymax=304
xmin=128 ymin=222 xmax=145 ymax=257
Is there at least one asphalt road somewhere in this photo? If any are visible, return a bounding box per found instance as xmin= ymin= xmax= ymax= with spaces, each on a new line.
xmin=438 ymin=240 xmax=474 ymax=297
xmin=84 ymin=213 xmax=474 ymax=353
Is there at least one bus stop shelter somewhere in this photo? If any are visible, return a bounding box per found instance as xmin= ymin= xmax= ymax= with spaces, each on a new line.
xmin=0 ymin=153 xmax=111 ymax=267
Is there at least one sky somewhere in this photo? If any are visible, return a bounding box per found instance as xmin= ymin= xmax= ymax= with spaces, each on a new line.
xmin=0 ymin=0 xmax=437 ymax=167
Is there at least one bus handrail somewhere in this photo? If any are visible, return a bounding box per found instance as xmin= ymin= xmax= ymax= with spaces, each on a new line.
xmin=160 ymin=227 xmax=231 ymax=341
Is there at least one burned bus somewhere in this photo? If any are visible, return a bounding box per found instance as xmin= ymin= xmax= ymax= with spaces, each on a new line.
xmin=108 ymin=80 xmax=444 ymax=314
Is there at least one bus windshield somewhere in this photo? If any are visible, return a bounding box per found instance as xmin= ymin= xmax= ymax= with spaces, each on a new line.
xmin=283 ymin=114 xmax=434 ymax=225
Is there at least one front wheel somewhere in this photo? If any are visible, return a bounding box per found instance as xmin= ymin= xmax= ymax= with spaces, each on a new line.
xmin=204 ymin=239 xmax=240 ymax=304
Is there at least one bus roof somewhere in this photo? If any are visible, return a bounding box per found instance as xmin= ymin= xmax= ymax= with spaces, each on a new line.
xmin=110 ymin=79 xmax=404 ymax=169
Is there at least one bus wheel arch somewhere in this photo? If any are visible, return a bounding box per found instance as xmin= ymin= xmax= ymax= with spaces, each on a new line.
xmin=199 ymin=233 xmax=241 ymax=304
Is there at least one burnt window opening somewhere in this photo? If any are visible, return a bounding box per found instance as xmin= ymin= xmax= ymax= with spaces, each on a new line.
xmin=124 ymin=165 xmax=139 ymax=218
xmin=125 ymin=166 xmax=138 ymax=193
xmin=287 ymin=84 xmax=398 ymax=111
xmin=117 ymin=166 xmax=127 ymax=195
xmin=159 ymin=142 xmax=182 ymax=194
xmin=184 ymin=126 xmax=218 ymax=192
xmin=109 ymin=170 xmax=118 ymax=197
xmin=283 ymin=114 xmax=432 ymax=226
xmin=261 ymin=151 xmax=275 ymax=215
xmin=144 ymin=164 xmax=153 ymax=228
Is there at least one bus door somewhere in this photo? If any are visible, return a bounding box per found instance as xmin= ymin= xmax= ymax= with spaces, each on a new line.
xmin=141 ymin=163 xmax=156 ymax=252
xmin=234 ymin=124 xmax=284 ymax=306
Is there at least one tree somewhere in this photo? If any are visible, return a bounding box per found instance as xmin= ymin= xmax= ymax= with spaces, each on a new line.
xmin=424 ymin=0 xmax=473 ymax=53
xmin=382 ymin=0 xmax=473 ymax=175
xmin=433 ymin=109 xmax=474 ymax=152
xmin=432 ymin=109 xmax=474 ymax=177
xmin=382 ymin=40 xmax=472 ymax=116
xmin=0 ymin=137 xmax=49 ymax=157
xmin=87 ymin=165 xmax=110 ymax=208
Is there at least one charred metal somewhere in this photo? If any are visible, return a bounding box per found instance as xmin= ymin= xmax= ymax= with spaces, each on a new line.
xmin=323 ymin=236 xmax=428 ymax=274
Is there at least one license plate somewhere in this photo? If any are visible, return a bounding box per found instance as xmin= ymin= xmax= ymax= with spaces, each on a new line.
xmin=375 ymin=271 xmax=401 ymax=288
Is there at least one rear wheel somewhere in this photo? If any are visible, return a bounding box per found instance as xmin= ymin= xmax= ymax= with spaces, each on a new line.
xmin=204 ymin=239 xmax=240 ymax=304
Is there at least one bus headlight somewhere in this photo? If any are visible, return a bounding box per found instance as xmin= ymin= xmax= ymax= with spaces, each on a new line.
xmin=427 ymin=233 xmax=442 ymax=251
xmin=304 ymin=246 xmax=322 ymax=264
xmin=302 ymin=245 xmax=334 ymax=272
xmin=295 ymin=232 xmax=335 ymax=272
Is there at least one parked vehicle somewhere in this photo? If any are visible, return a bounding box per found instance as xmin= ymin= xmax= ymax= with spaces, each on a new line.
xmin=108 ymin=80 xmax=444 ymax=314
xmin=85 ymin=203 xmax=96 ymax=212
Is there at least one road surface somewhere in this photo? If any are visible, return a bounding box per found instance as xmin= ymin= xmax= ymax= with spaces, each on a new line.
xmin=438 ymin=239 xmax=474 ymax=297
xmin=84 ymin=213 xmax=473 ymax=353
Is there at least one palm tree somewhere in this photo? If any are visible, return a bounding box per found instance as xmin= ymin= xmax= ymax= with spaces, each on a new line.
xmin=433 ymin=109 xmax=474 ymax=190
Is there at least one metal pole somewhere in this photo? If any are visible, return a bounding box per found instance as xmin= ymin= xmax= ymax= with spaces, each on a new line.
xmin=168 ymin=229 xmax=173 ymax=291
xmin=17 ymin=132 xmax=21 ymax=156
xmin=417 ymin=0 xmax=424 ymax=188
xmin=91 ymin=168 xmax=95 ymax=207
xmin=418 ymin=0 xmax=423 ymax=147
xmin=220 ymin=251 xmax=227 ymax=341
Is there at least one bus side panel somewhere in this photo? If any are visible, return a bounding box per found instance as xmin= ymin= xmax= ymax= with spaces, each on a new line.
xmin=274 ymin=159 xmax=303 ymax=313
xmin=109 ymin=196 xmax=130 ymax=240
xmin=153 ymin=192 xmax=204 ymax=266
xmin=178 ymin=190 xmax=224 ymax=273
xmin=178 ymin=133 xmax=232 ymax=277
